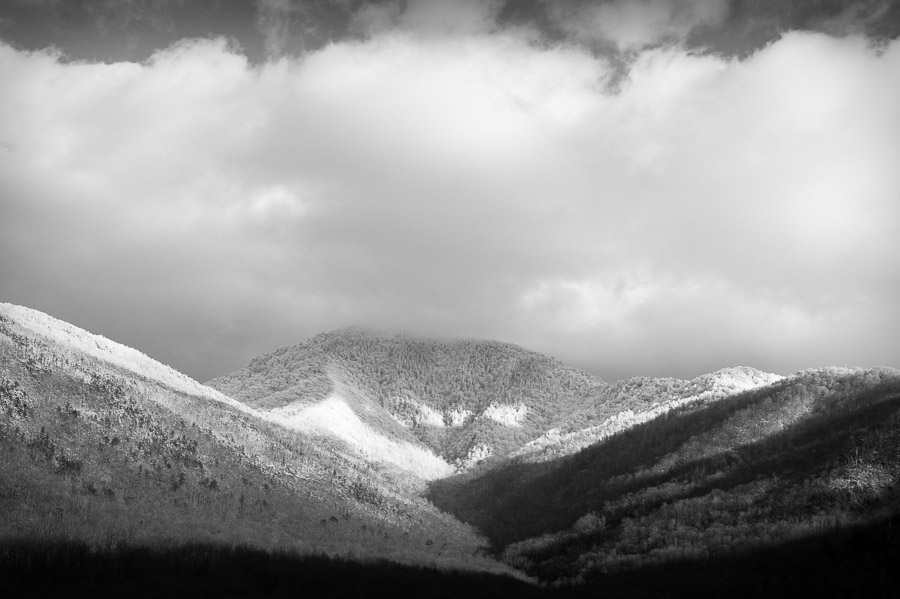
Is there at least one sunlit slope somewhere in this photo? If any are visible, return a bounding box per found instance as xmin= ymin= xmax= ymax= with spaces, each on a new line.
xmin=512 ymin=366 xmax=784 ymax=464
xmin=0 ymin=304 xmax=451 ymax=480
xmin=0 ymin=304 xmax=500 ymax=571
xmin=209 ymin=328 xmax=609 ymax=469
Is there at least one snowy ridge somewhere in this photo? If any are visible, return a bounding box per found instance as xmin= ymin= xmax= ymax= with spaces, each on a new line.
xmin=693 ymin=366 xmax=784 ymax=395
xmin=0 ymin=303 xmax=451 ymax=479
xmin=513 ymin=367 xmax=783 ymax=463
xmin=0 ymin=303 xmax=250 ymax=413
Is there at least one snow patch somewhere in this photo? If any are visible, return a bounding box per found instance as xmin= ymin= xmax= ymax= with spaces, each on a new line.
xmin=416 ymin=402 xmax=445 ymax=427
xmin=482 ymin=402 xmax=527 ymax=427
xmin=270 ymin=394 xmax=453 ymax=480
xmin=392 ymin=397 xmax=446 ymax=428
xmin=445 ymin=407 xmax=472 ymax=426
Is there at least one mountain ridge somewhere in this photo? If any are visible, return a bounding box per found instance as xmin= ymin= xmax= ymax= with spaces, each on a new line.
xmin=3 ymin=301 xmax=900 ymax=595
xmin=0 ymin=302 xmax=508 ymax=575
xmin=207 ymin=328 xmax=788 ymax=471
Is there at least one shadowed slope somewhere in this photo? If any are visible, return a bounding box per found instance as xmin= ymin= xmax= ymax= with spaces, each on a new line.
xmin=427 ymin=366 xmax=900 ymax=583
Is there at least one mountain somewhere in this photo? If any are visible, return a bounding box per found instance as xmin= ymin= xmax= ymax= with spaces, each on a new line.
xmin=210 ymin=327 xmax=900 ymax=592
xmin=3 ymin=302 xmax=900 ymax=597
xmin=207 ymin=328 xmax=782 ymax=472
xmin=0 ymin=303 xmax=513 ymax=579
xmin=429 ymin=365 xmax=900 ymax=585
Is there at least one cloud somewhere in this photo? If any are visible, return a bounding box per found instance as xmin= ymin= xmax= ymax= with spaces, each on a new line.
xmin=257 ymin=0 xmax=302 ymax=56
xmin=544 ymin=0 xmax=731 ymax=50
xmin=256 ymin=0 xmax=359 ymax=57
xmin=0 ymin=27 xmax=898 ymax=382
xmin=350 ymin=0 xmax=505 ymax=37
xmin=811 ymin=0 xmax=898 ymax=36
xmin=88 ymin=0 xmax=186 ymax=34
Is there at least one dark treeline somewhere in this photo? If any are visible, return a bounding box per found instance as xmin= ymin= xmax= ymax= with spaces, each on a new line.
xmin=583 ymin=515 xmax=900 ymax=599
xmin=3 ymin=520 xmax=899 ymax=599
xmin=0 ymin=539 xmax=555 ymax=599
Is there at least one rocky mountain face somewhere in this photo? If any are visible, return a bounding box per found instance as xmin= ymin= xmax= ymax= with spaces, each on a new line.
xmin=3 ymin=303 xmax=900 ymax=597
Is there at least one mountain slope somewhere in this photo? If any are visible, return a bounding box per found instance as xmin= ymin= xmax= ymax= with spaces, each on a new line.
xmin=208 ymin=329 xmax=784 ymax=472
xmin=6 ymin=302 xmax=898 ymax=595
xmin=426 ymin=365 xmax=900 ymax=583
xmin=208 ymin=328 xmax=610 ymax=469
xmin=0 ymin=303 xmax=505 ymax=574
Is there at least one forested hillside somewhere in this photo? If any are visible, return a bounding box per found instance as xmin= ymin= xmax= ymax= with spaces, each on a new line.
xmin=0 ymin=305 xmax=509 ymax=577
xmin=427 ymin=366 xmax=900 ymax=585
xmin=4 ymin=302 xmax=899 ymax=597
xmin=208 ymin=329 xmax=782 ymax=470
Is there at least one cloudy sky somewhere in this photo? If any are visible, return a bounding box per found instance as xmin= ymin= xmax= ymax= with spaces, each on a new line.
xmin=1 ymin=0 xmax=899 ymax=383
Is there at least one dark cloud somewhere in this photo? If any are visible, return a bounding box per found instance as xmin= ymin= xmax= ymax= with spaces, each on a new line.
xmin=0 ymin=0 xmax=264 ymax=62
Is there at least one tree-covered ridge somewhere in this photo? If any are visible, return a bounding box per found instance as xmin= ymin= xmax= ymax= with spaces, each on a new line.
xmin=7 ymin=302 xmax=899 ymax=595
xmin=209 ymin=328 xmax=613 ymax=466
xmin=0 ymin=310 xmax=510 ymax=576
xmin=427 ymin=365 xmax=900 ymax=585
xmin=514 ymin=366 xmax=785 ymax=463
xmin=210 ymin=330 xmax=787 ymax=471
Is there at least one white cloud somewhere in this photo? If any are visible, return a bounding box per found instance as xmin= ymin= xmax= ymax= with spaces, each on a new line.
xmin=0 ymin=27 xmax=898 ymax=382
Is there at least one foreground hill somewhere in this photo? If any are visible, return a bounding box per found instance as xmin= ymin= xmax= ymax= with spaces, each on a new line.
xmin=0 ymin=303 xmax=508 ymax=576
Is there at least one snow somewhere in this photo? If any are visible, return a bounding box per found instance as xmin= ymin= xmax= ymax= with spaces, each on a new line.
xmin=0 ymin=302 xmax=452 ymax=480
xmin=514 ymin=368 xmax=784 ymax=462
xmin=482 ymin=402 xmax=527 ymax=427
xmin=416 ymin=402 xmax=445 ymax=427
xmin=391 ymin=397 xmax=447 ymax=428
xmin=0 ymin=303 xmax=251 ymax=414
xmin=699 ymin=367 xmax=784 ymax=394
xmin=446 ymin=407 xmax=472 ymax=426
xmin=270 ymin=394 xmax=453 ymax=479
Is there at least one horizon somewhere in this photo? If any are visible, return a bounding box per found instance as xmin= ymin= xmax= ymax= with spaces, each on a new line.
xmin=1 ymin=0 xmax=899 ymax=383
xmin=5 ymin=299 xmax=896 ymax=387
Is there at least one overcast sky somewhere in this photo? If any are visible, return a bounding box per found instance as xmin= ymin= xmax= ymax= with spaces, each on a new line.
xmin=1 ymin=0 xmax=899 ymax=383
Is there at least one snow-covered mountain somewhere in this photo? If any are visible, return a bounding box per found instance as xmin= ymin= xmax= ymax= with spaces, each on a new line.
xmin=4 ymin=301 xmax=900 ymax=596
xmin=0 ymin=303 xmax=451 ymax=480
xmin=0 ymin=302 xmax=499 ymax=572
xmin=208 ymin=330 xmax=785 ymax=471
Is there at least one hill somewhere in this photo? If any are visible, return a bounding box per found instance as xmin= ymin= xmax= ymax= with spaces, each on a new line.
xmin=4 ymin=302 xmax=900 ymax=596
xmin=427 ymin=365 xmax=900 ymax=585
xmin=0 ymin=303 xmax=510 ymax=577
xmin=207 ymin=329 xmax=782 ymax=471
